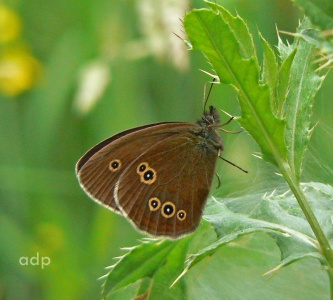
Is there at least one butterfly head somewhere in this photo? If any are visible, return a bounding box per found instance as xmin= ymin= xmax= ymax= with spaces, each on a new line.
xmin=201 ymin=105 xmax=220 ymax=125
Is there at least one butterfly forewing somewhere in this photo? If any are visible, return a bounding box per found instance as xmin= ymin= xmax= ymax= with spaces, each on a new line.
xmin=76 ymin=123 xmax=191 ymax=214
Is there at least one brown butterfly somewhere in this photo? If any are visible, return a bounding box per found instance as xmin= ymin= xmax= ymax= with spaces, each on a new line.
xmin=76 ymin=104 xmax=246 ymax=238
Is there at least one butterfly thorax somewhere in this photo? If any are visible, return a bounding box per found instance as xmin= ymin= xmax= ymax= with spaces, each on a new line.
xmin=194 ymin=106 xmax=223 ymax=154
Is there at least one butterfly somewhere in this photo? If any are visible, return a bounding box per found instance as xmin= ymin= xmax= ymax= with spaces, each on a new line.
xmin=76 ymin=97 xmax=246 ymax=238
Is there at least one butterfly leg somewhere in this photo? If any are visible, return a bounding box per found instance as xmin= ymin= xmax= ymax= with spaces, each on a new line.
xmin=220 ymin=116 xmax=234 ymax=127
xmin=220 ymin=128 xmax=244 ymax=134
xmin=218 ymin=111 xmax=244 ymax=133
xmin=218 ymin=155 xmax=248 ymax=173
xmin=214 ymin=171 xmax=221 ymax=189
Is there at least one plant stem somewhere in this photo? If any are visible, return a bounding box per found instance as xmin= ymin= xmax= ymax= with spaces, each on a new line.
xmin=328 ymin=268 xmax=333 ymax=300
xmin=281 ymin=162 xmax=333 ymax=290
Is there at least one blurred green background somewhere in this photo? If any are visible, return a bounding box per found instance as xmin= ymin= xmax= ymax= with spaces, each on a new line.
xmin=1 ymin=0 xmax=332 ymax=299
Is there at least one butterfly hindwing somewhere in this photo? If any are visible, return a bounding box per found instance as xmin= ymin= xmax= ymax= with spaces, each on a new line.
xmin=115 ymin=125 xmax=218 ymax=237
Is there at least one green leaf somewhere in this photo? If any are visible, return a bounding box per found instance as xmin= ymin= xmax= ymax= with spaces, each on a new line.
xmin=277 ymin=33 xmax=297 ymax=61
xmin=103 ymin=240 xmax=173 ymax=296
xmin=276 ymin=45 xmax=297 ymax=118
xmin=183 ymin=182 xmax=332 ymax=275
xmin=298 ymin=29 xmax=333 ymax=53
xmin=148 ymin=239 xmax=188 ymax=299
xmin=205 ymin=1 xmax=255 ymax=59
xmin=296 ymin=28 xmax=333 ymax=71
xmin=186 ymin=232 xmax=329 ymax=299
xmin=292 ymin=0 xmax=333 ymax=30
xmin=284 ymin=20 xmax=325 ymax=181
xmin=103 ymin=237 xmax=191 ymax=299
xmin=185 ymin=4 xmax=325 ymax=184
xmin=184 ymin=2 xmax=287 ymax=166
xmin=260 ymin=33 xmax=279 ymax=114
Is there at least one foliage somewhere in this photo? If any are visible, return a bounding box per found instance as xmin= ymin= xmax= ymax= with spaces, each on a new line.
xmin=101 ymin=2 xmax=333 ymax=299
xmin=1 ymin=1 xmax=333 ymax=299
xmin=291 ymin=0 xmax=333 ymax=71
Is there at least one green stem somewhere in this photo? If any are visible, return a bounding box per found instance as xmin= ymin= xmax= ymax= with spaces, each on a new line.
xmin=328 ymin=268 xmax=333 ymax=300
xmin=280 ymin=162 xmax=333 ymax=281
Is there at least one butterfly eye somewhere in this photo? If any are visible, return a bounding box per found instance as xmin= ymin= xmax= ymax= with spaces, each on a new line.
xmin=148 ymin=197 xmax=161 ymax=211
xmin=161 ymin=202 xmax=176 ymax=218
xmin=109 ymin=159 xmax=121 ymax=172
xmin=177 ymin=210 xmax=186 ymax=221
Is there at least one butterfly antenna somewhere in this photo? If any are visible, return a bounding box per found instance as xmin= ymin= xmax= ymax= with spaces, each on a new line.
xmin=203 ymin=77 xmax=217 ymax=114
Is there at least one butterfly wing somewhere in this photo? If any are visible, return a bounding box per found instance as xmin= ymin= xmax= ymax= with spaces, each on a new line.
xmin=115 ymin=125 xmax=218 ymax=238
xmin=76 ymin=122 xmax=190 ymax=213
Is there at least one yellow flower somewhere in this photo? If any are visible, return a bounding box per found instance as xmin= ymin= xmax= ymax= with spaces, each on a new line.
xmin=0 ymin=50 xmax=41 ymax=96
xmin=0 ymin=4 xmax=21 ymax=43
xmin=0 ymin=5 xmax=41 ymax=96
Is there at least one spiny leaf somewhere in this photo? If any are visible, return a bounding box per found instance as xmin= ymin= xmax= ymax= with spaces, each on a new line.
xmin=260 ymin=33 xmax=279 ymax=114
xmin=276 ymin=46 xmax=297 ymax=118
xmin=292 ymin=0 xmax=333 ymax=30
xmin=185 ymin=3 xmax=324 ymax=184
xmin=284 ymin=20 xmax=325 ymax=181
xmin=205 ymin=1 xmax=255 ymax=59
xmin=297 ymin=28 xmax=333 ymax=71
xmin=103 ymin=237 xmax=192 ymax=299
xmin=184 ymin=2 xmax=287 ymax=166
xmin=182 ymin=182 xmax=332 ymax=277
xmin=103 ymin=240 xmax=174 ymax=296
